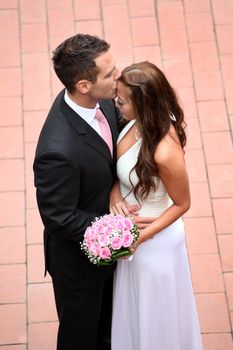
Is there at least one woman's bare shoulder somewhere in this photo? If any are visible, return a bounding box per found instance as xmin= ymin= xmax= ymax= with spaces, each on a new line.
xmin=154 ymin=126 xmax=184 ymax=165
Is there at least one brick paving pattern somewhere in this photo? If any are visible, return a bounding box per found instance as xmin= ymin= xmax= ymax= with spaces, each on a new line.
xmin=0 ymin=0 xmax=233 ymax=349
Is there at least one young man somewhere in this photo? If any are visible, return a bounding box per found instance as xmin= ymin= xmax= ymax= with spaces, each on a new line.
xmin=33 ymin=34 xmax=121 ymax=350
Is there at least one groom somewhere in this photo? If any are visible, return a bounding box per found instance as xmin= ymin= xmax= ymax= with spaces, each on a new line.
xmin=33 ymin=34 xmax=121 ymax=350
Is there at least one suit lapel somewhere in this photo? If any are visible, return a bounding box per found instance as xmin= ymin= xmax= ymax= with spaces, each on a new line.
xmin=61 ymin=95 xmax=113 ymax=163
xmin=84 ymin=127 xmax=112 ymax=162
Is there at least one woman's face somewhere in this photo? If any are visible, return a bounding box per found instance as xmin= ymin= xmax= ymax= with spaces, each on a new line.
xmin=115 ymin=81 xmax=136 ymax=121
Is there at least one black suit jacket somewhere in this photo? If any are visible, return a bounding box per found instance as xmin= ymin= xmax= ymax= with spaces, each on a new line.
xmin=33 ymin=90 xmax=120 ymax=288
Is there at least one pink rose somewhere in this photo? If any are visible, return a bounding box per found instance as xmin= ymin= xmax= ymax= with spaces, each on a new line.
xmin=85 ymin=227 xmax=96 ymax=237
xmin=116 ymin=221 xmax=124 ymax=231
xmin=99 ymin=247 xmax=111 ymax=259
xmin=111 ymin=236 xmax=124 ymax=250
xmin=85 ymin=239 xmax=92 ymax=249
xmin=124 ymin=218 xmax=133 ymax=230
xmin=98 ymin=233 xmax=109 ymax=247
xmin=84 ymin=227 xmax=92 ymax=239
xmin=90 ymin=242 xmax=100 ymax=256
xmin=95 ymin=223 xmax=105 ymax=234
xmin=103 ymin=225 xmax=114 ymax=235
xmin=122 ymin=233 xmax=133 ymax=247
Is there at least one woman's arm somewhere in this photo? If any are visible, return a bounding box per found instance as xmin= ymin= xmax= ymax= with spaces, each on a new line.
xmin=136 ymin=133 xmax=190 ymax=246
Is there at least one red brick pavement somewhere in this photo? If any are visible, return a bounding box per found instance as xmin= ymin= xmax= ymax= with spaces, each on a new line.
xmin=0 ymin=0 xmax=233 ymax=349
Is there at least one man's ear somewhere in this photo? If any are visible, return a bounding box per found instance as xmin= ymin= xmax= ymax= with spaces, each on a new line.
xmin=76 ymin=80 xmax=92 ymax=94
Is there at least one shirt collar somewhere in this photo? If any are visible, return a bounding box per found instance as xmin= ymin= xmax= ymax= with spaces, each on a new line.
xmin=64 ymin=90 xmax=99 ymax=124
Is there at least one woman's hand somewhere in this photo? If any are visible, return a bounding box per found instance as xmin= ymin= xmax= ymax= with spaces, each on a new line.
xmin=129 ymin=240 xmax=140 ymax=255
xmin=132 ymin=215 xmax=157 ymax=230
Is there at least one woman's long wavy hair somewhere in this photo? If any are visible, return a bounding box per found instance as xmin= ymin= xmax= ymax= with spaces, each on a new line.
xmin=119 ymin=61 xmax=187 ymax=202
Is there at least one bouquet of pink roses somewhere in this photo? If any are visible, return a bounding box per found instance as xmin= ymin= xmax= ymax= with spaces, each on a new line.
xmin=80 ymin=214 xmax=140 ymax=266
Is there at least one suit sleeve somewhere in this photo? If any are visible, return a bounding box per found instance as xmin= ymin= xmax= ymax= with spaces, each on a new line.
xmin=33 ymin=151 xmax=98 ymax=241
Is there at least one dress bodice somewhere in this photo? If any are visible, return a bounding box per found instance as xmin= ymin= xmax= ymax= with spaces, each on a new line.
xmin=117 ymin=120 xmax=172 ymax=217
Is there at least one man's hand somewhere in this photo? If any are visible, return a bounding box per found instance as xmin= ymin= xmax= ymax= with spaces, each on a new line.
xmin=110 ymin=181 xmax=155 ymax=229
xmin=110 ymin=181 xmax=140 ymax=216
xmin=110 ymin=200 xmax=140 ymax=216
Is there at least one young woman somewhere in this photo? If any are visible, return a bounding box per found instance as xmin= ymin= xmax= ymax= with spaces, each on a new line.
xmin=111 ymin=61 xmax=202 ymax=350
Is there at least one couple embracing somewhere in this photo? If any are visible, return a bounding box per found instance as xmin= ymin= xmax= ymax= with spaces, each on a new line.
xmin=33 ymin=34 xmax=202 ymax=350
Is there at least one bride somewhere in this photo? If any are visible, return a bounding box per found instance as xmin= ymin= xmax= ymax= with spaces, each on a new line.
xmin=110 ymin=61 xmax=202 ymax=350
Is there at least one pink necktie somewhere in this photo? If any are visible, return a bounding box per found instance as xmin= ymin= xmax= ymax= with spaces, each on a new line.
xmin=95 ymin=108 xmax=113 ymax=156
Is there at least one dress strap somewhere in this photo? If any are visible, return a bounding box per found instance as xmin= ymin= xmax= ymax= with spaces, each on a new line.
xmin=117 ymin=119 xmax=136 ymax=144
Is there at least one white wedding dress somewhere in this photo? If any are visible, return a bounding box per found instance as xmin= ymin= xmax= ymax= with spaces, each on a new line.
xmin=111 ymin=120 xmax=202 ymax=350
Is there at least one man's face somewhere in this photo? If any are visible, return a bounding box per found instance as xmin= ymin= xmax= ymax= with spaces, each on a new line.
xmin=89 ymin=51 xmax=121 ymax=100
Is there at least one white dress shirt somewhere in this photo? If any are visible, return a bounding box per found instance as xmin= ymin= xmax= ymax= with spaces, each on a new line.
xmin=64 ymin=90 xmax=102 ymax=136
